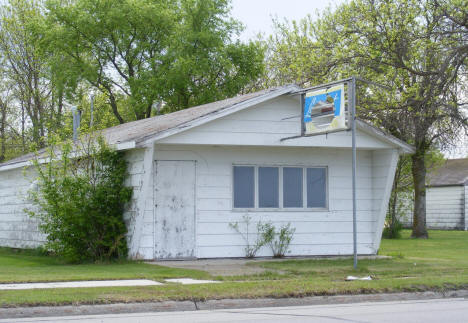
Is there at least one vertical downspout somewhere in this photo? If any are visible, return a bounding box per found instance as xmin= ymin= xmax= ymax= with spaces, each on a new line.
xmin=71 ymin=106 xmax=81 ymax=141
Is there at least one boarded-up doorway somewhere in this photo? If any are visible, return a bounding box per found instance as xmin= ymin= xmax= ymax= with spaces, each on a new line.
xmin=154 ymin=160 xmax=196 ymax=259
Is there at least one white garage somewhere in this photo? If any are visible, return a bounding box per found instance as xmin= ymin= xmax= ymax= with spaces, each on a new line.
xmin=0 ymin=85 xmax=414 ymax=259
xmin=402 ymin=158 xmax=468 ymax=230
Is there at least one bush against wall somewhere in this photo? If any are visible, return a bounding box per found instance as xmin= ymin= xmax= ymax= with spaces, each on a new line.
xmin=229 ymin=217 xmax=296 ymax=258
xmin=229 ymin=215 xmax=268 ymax=258
xmin=260 ymin=222 xmax=296 ymax=258
xmin=27 ymin=136 xmax=132 ymax=263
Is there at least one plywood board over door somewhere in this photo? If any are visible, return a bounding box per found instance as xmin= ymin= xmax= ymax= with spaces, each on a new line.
xmin=154 ymin=160 xmax=196 ymax=259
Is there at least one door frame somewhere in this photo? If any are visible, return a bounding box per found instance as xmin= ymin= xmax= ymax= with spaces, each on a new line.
xmin=153 ymin=159 xmax=197 ymax=260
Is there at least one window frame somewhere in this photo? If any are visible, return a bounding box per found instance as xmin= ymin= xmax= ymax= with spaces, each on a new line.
xmin=231 ymin=164 xmax=328 ymax=212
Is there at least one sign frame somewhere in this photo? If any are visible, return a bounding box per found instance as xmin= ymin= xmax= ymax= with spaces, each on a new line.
xmin=302 ymin=84 xmax=348 ymax=136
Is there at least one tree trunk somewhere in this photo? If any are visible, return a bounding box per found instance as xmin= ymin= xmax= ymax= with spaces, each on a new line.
xmin=108 ymin=91 xmax=124 ymax=124
xmin=390 ymin=162 xmax=400 ymax=231
xmin=0 ymin=98 xmax=6 ymax=162
xmin=56 ymin=91 xmax=63 ymax=130
xmin=411 ymin=150 xmax=428 ymax=238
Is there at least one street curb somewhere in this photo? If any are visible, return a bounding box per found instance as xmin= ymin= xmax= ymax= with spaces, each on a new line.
xmin=1 ymin=290 xmax=468 ymax=319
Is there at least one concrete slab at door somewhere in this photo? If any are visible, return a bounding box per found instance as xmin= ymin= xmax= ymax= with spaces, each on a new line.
xmin=154 ymin=160 xmax=196 ymax=259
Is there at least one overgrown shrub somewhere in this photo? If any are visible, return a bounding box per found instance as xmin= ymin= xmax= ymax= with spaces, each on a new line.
xmin=260 ymin=222 xmax=295 ymax=258
xmin=229 ymin=215 xmax=267 ymax=258
xmin=28 ymin=136 xmax=132 ymax=263
xmin=383 ymin=217 xmax=404 ymax=239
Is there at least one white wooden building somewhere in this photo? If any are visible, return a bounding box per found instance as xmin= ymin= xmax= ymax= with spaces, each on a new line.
xmin=0 ymin=85 xmax=414 ymax=259
xmin=401 ymin=158 xmax=468 ymax=230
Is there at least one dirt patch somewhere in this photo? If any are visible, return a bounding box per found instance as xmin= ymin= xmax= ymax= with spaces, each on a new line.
xmin=146 ymin=256 xmax=389 ymax=276
xmin=146 ymin=259 xmax=271 ymax=276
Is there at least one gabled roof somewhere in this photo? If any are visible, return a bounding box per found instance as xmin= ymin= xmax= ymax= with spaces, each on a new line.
xmin=103 ymin=85 xmax=299 ymax=146
xmin=427 ymin=158 xmax=468 ymax=187
xmin=0 ymin=84 xmax=414 ymax=172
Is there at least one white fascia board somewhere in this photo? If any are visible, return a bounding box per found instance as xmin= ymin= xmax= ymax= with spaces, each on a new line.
xmin=0 ymin=160 xmax=36 ymax=172
xmin=115 ymin=141 xmax=136 ymax=151
xmin=356 ymin=120 xmax=415 ymax=154
xmin=0 ymin=141 xmax=136 ymax=173
xmin=135 ymin=85 xmax=301 ymax=147
xmin=0 ymin=156 xmax=50 ymax=173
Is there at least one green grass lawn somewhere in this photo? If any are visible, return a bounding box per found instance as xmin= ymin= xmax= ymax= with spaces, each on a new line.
xmin=0 ymin=248 xmax=210 ymax=283
xmin=237 ymin=230 xmax=468 ymax=282
xmin=1 ymin=230 xmax=467 ymax=307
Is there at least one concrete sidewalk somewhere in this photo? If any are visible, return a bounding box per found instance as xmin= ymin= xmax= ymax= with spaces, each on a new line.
xmin=0 ymin=278 xmax=219 ymax=290
xmin=1 ymin=289 xmax=467 ymax=320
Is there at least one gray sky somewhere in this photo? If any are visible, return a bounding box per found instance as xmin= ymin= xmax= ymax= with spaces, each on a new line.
xmin=231 ymin=0 xmax=345 ymax=41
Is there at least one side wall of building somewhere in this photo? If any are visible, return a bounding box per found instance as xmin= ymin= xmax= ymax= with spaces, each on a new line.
xmin=400 ymin=185 xmax=465 ymax=230
xmin=122 ymin=148 xmax=156 ymax=259
xmin=371 ymin=149 xmax=399 ymax=251
xmin=0 ymin=149 xmax=154 ymax=258
xmin=0 ymin=167 xmax=45 ymax=248
xmin=426 ymin=186 xmax=465 ymax=229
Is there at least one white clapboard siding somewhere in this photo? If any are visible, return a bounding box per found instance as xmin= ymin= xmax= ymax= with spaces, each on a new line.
xmin=0 ymin=167 xmax=45 ymax=248
xmin=197 ymin=243 xmax=376 ymax=258
xmin=371 ymin=149 xmax=399 ymax=252
xmin=122 ymin=148 xmax=156 ymax=260
xmin=197 ymin=232 xmax=375 ymax=247
xmin=153 ymin=144 xmax=388 ymax=258
xmin=426 ymin=186 xmax=464 ymax=229
xmin=157 ymin=96 xmax=395 ymax=150
xmin=197 ymin=221 xmax=375 ymax=235
xmin=198 ymin=210 xmax=375 ymax=223
xmin=399 ymin=185 xmax=465 ymax=230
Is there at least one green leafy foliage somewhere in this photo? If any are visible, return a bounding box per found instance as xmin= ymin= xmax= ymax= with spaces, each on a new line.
xmin=229 ymin=215 xmax=268 ymax=258
xmin=385 ymin=150 xmax=446 ymax=239
xmin=43 ymin=0 xmax=264 ymax=122
xmin=0 ymin=0 xmax=264 ymax=163
xmin=27 ymin=136 xmax=132 ymax=263
xmin=383 ymin=218 xmax=404 ymax=239
xmin=229 ymin=217 xmax=297 ymax=258
xmin=260 ymin=222 xmax=295 ymax=258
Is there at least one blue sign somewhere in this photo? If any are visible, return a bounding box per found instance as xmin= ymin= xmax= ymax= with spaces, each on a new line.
xmin=303 ymin=84 xmax=346 ymax=135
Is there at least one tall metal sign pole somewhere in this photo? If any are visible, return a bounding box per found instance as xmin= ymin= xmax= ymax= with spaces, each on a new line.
xmin=350 ymin=77 xmax=358 ymax=269
xmin=285 ymin=77 xmax=358 ymax=269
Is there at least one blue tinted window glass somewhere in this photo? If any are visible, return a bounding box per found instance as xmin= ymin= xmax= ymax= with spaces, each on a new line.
xmin=283 ymin=167 xmax=303 ymax=208
xmin=258 ymin=167 xmax=279 ymax=208
xmin=233 ymin=166 xmax=254 ymax=208
xmin=307 ymin=168 xmax=327 ymax=208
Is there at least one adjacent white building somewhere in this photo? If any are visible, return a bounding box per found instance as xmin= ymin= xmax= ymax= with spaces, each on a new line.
xmin=0 ymin=85 xmax=414 ymax=259
xmin=402 ymin=158 xmax=468 ymax=230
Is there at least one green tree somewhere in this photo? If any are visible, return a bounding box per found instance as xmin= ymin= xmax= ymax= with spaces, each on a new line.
xmin=160 ymin=0 xmax=264 ymax=111
xmin=386 ymin=150 xmax=445 ymax=239
xmin=266 ymin=0 xmax=468 ymax=238
xmin=44 ymin=0 xmax=264 ymax=123
xmin=0 ymin=0 xmax=63 ymax=149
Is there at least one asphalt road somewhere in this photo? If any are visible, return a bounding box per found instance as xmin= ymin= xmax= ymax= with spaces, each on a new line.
xmin=2 ymin=298 xmax=468 ymax=323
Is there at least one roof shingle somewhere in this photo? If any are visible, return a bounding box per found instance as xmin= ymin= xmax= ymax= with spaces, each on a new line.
xmin=427 ymin=158 xmax=468 ymax=186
